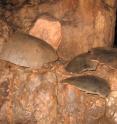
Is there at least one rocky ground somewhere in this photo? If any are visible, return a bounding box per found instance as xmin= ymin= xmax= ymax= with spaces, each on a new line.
xmin=0 ymin=0 xmax=116 ymax=124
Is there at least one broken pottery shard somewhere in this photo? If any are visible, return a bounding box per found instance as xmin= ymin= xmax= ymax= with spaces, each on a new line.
xmin=65 ymin=53 xmax=98 ymax=73
xmin=62 ymin=75 xmax=110 ymax=97
xmin=0 ymin=31 xmax=58 ymax=68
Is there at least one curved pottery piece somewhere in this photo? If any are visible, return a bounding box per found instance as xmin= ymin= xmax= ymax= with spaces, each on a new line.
xmin=62 ymin=75 xmax=110 ymax=97
xmin=0 ymin=31 xmax=58 ymax=68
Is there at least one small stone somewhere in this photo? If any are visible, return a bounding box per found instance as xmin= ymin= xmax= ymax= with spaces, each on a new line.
xmin=29 ymin=15 xmax=62 ymax=50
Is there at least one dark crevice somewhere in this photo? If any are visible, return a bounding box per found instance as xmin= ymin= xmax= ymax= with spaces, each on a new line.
xmin=114 ymin=10 xmax=117 ymax=47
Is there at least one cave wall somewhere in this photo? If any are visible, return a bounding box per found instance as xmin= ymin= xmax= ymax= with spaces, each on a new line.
xmin=114 ymin=11 xmax=117 ymax=47
xmin=0 ymin=0 xmax=116 ymax=60
xmin=0 ymin=1 xmax=116 ymax=124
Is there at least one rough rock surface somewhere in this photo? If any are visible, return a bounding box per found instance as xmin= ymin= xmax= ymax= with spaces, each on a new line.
xmin=0 ymin=0 xmax=116 ymax=124
xmin=2 ymin=0 xmax=116 ymax=59
xmin=0 ymin=59 xmax=116 ymax=124
xmin=0 ymin=60 xmax=58 ymax=124
xmin=57 ymin=0 xmax=117 ymax=60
